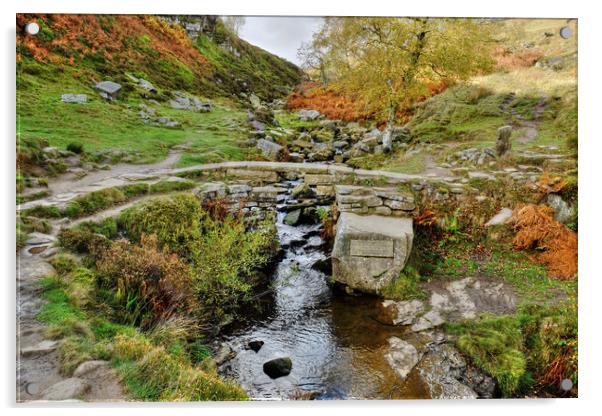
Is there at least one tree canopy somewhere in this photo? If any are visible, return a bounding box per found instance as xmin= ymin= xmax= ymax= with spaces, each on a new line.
xmin=305 ymin=17 xmax=495 ymax=124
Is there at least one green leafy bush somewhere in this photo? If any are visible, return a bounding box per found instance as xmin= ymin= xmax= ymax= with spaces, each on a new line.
xmin=22 ymin=204 xmax=61 ymax=218
xmin=119 ymin=194 xmax=203 ymax=257
xmin=57 ymin=228 xmax=111 ymax=255
xmin=190 ymin=215 xmax=276 ymax=322
xmin=64 ymin=188 xmax=127 ymax=218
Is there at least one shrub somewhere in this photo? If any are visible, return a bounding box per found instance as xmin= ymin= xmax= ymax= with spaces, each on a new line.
xmin=119 ymin=194 xmax=204 ymax=258
xmin=510 ymin=204 xmax=578 ymax=279
xmin=64 ymin=188 xmax=127 ymax=218
xmin=57 ymin=228 xmax=111 ymax=256
xmin=190 ymin=216 xmax=277 ymax=322
xmin=75 ymin=217 xmax=118 ymax=239
xmin=22 ymin=204 xmax=61 ymax=218
xmin=96 ymin=234 xmax=197 ymax=328
xmin=66 ymin=142 xmax=84 ymax=154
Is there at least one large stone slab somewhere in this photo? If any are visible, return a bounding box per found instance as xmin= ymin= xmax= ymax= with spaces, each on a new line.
xmin=331 ymin=213 xmax=413 ymax=294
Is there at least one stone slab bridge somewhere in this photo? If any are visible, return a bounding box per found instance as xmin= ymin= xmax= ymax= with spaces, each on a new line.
xmin=19 ymin=161 xmax=483 ymax=294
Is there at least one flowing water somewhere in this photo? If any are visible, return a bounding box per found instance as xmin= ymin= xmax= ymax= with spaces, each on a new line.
xmin=219 ymin=183 xmax=430 ymax=400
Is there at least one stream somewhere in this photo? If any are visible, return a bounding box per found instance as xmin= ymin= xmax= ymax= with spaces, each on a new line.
xmin=218 ymin=182 xmax=430 ymax=400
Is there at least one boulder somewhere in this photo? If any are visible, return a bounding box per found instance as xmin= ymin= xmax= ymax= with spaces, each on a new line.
xmin=61 ymin=94 xmax=87 ymax=104
xmin=331 ymin=213 xmax=414 ymax=294
xmin=545 ymin=193 xmax=575 ymax=224
xmin=298 ymin=109 xmax=321 ymax=121
xmin=291 ymin=182 xmax=313 ymax=199
xmin=263 ymin=357 xmax=292 ymax=379
xmin=41 ymin=378 xmax=90 ymax=401
xmin=95 ymin=81 xmax=122 ymax=101
xmin=378 ymin=299 xmax=424 ymax=325
xmin=385 ymin=337 xmax=422 ymax=381
xmin=485 ymin=207 xmax=513 ymax=226
xmin=256 ymin=139 xmax=284 ymax=161
xmin=284 ymin=209 xmax=302 ymax=226
xmin=247 ymin=340 xmax=264 ymax=353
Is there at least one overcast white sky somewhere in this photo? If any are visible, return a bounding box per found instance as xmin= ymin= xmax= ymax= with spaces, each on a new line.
xmin=238 ymin=16 xmax=323 ymax=65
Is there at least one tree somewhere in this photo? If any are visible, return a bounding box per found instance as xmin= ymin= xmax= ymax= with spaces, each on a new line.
xmin=221 ymin=16 xmax=246 ymax=36
xmin=310 ymin=17 xmax=494 ymax=151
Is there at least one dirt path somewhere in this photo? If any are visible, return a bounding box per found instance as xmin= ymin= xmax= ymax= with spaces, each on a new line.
xmin=43 ymin=145 xmax=186 ymax=199
xmin=17 ymin=244 xmax=126 ymax=402
xmin=505 ymin=94 xmax=548 ymax=144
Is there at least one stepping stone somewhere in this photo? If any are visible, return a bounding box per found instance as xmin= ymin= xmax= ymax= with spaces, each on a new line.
xmin=41 ymin=378 xmax=90 ymax=401
xmin=21 ymin=340 xmax=58 ymax=357
xmin=25 ymin=233 xmax=55 ymax=246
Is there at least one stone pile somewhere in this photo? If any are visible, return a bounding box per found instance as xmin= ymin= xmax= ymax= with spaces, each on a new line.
xmin=335 ymin=185 xmax=416 ymax=216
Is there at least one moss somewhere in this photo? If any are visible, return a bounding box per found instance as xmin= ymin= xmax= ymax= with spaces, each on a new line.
xmin=381 ymin=265 xmax=427 ymax=300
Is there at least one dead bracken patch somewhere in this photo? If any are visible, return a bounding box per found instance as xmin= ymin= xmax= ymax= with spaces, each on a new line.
xmin=510 ymin=204 xmax=577 ymax=280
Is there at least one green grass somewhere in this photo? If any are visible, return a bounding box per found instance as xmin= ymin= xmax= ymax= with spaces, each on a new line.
xmin=446 ymin=314 xmax=530 ymax=397
xmin=17 ymin=59 xmax=252 ymax=165
xmin=149 ymin=180 xmax=196 ymax=194
xmin=381 ymin=265 xmax=428 ymax=300
xmin=35 ymin=260 xmax=248 ymax=400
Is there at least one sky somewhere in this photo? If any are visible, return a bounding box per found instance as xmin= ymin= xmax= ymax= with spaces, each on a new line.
xmin=238 ymin=16 xmax=323 ymax=66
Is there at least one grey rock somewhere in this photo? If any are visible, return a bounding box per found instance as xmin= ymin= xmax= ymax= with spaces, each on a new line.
xmin=385 ymin=337 xmax=422 ymax=380
xmin=95 ymin=81 xmax=122 ymax=100
xmin=496 ymin=125 xmax=512 ymax=157
xmin=284 ymin=209 xmax=302 ymax=226
xmin=545 ymin=193 xmax=575 ymax=224
xmin=298 ymin=109 xmax=321 ymax=121
xmin=20 ymin=340 xmax=58 ymax=357
xmin=73 ymin=360 xmax=109 ymax=378
xmin=61 ymin=94 xmax=87 ymax=104
xmin=332 ymin=213 xmax=414 ymax=294
xmin=41 ymin=378 xmax=90 ymax=401
xmin=485 ymin=207 xmax=513 ymax=226
xmin=380 ymin=299 xmax=425 ymax=325
xmin=256 ymin=139 xmax=284 ymax=161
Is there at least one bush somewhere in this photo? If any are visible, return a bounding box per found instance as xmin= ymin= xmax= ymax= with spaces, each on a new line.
xmin=66 ymin=142 xmax=84 ymax=154
xmin=22 ymin=204 xmax=61 ymax=218
xmin=190 ymin=215 xmax=277 ymax=323
xmin=119 ymin=194 xmax=204 ymax=258
xmin=75 ymin=217 xmax=118 ymax=239
xmin=57 ymin=228 xmax=111 ymax=256
xmin=96 ymin=234 xmax=197 ymax=328
xmin=64 ymin=188 xmax=127 ymax=218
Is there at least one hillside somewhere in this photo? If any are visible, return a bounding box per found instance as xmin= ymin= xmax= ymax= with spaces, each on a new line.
xmin=16 ymin=14 xmax=301 ymax=171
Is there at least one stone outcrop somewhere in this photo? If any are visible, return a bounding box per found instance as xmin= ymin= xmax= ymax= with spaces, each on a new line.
xmin=379 ymin=277 xmax=517 ymax=332
xmin=332 ymin=213 xmax=414 ymax=294
xmin=256 ymin=138 xmax=284 ymax=161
